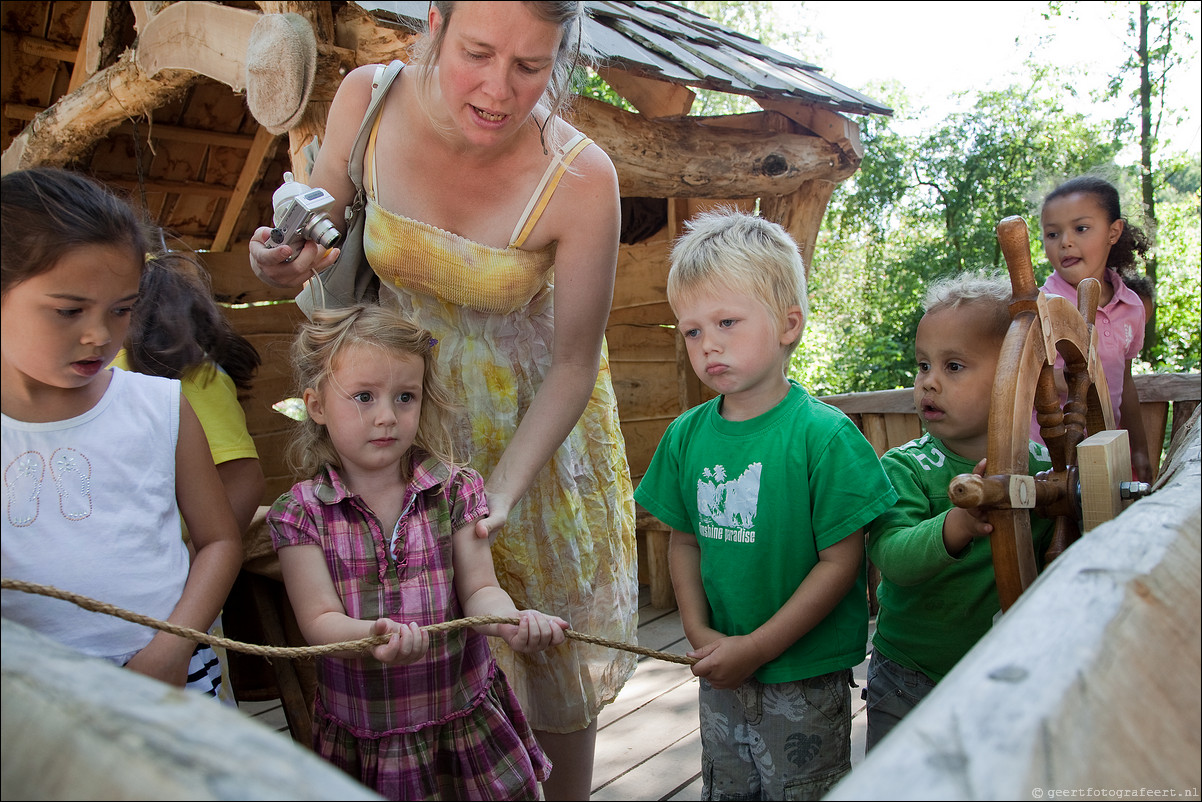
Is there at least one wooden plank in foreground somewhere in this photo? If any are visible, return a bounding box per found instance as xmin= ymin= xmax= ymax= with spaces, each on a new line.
xmin=1 ymin=620 xmax=380 ymax=800
xmin=826 ymin=414 xmax=1202 ymax=800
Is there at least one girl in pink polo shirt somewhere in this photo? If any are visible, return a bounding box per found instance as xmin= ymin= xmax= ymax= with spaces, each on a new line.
xmin=1035 ymin=175 xmax=1154 ymax=482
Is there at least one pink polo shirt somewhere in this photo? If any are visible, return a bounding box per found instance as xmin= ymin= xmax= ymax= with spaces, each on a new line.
xmin=1030 ymin=268 xmax=1145 ymax=445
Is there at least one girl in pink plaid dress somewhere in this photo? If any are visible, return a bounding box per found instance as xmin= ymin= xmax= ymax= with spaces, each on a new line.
xmin=267 ymin=305 xmax=567 ymax=800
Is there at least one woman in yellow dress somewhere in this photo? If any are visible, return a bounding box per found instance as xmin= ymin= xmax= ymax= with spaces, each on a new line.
xmin=249 ymin=3 xmax=637 ymax=797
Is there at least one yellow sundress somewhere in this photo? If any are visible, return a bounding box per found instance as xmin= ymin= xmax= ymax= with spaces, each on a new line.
xmin=362 ymin=115 xmax=638 ymax=733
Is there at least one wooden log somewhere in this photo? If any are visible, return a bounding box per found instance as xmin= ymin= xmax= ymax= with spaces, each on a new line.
xmin=133 ymin=2 xmax=261 ymax=92
xmin=2 ymin=47 xmax=199 ymax=174
xmin=826 ymin=418 xmax=1201 ymax=800
xmin=570 ymin=95 xmax=851 ymax=198
xmin=1 ymin=619 xmax=381 ymax=800
xmin=332 ymin=2 xmax=420 ymax=68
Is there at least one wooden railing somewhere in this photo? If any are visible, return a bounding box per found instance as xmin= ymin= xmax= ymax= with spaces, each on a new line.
xmin=820 ymin=372 xmax=1201 ymax=482
xmin=637 ymin=372 xmax=1200 ymax=611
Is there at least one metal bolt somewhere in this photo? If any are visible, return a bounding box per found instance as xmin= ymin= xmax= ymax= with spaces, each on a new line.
xmin=1119 ymin=481 xmax=1152 ymax=500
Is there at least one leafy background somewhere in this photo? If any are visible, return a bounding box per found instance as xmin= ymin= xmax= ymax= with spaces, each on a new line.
xmin=587 ymin=1 xmax=1200 ymax=395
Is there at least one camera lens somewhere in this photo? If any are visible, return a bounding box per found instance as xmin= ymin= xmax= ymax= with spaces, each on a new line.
xmin=306 ymin=215 xmax=341 ymax=249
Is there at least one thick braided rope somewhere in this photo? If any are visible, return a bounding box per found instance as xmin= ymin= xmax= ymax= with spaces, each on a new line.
xmin=1 ymin=578 xmax=696 ymax=666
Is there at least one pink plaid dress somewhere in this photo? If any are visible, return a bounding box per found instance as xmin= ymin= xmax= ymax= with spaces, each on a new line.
xmin=267 ymin=459 xmax=549 ymax=800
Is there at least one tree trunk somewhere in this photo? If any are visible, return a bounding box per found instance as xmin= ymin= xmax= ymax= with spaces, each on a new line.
xmin=1139 ymin=1 xmax=1158 ymax=356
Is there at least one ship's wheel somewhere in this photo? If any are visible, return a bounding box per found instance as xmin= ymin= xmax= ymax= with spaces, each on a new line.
xmin=947 ymin=216 xmax=1119 ymax=611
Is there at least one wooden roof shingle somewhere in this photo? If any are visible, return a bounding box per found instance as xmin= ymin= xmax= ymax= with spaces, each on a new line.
xmin=357 ymin=0 xmax=893 ymax=117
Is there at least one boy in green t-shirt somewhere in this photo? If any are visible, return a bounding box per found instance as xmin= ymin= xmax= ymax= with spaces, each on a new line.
xmin=635 ymin=210 xmax=897 ymax=800
xmin=864 ymin=271 xmax=1053 ymax=751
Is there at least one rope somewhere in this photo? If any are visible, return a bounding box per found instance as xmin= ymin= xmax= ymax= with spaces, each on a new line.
xmin=1 ymin=578 xmax=697 ymax=666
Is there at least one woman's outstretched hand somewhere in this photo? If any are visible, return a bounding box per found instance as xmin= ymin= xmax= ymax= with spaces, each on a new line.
xmin=473 ymin=490 xmax=513 ymax=543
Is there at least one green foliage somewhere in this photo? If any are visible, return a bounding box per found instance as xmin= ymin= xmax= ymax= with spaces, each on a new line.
xmin=1139 ymin=190 xmax=1202 ymax=372
xmin=576 ymin=68 xmax=633 ymax=111
xmin=1101 ymin=1 xmax=1198 ymax=153
xmin=793 ymin=75 xmax=1131 ymax=393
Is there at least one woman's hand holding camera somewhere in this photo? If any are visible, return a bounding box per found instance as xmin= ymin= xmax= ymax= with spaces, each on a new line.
xmin=248 ymin=227 xmax=341 ymax=289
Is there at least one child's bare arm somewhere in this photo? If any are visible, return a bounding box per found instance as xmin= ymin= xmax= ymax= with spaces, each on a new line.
xmin=669 ymin=529 xmax=723 ymax=650
xmin=215 ymin=457 xmax=266 ymax=535
xmin=688 ymin=531 xmax=864 ymax=690
xmin=1120 ymin=363 xmax=1152 ymax=482
xmin=452 ymin=521 xmax=567 ymax=653
xmin=277 ymin=543 xmax=429 ymax=663
xmin=126 ymin=398 xmax=242 ymax=686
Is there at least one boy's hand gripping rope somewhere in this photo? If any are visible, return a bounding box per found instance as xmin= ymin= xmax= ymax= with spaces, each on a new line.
xmin=1 ymin=578 xmax=697 ymax=666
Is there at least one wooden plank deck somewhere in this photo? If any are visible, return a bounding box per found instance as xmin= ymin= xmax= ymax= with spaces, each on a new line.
xmin=237 ymin=584 xmax=875 ymax=800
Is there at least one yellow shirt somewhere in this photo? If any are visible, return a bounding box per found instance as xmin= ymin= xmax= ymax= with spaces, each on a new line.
xmin=111 ymin=351 xmax=258 ymax=465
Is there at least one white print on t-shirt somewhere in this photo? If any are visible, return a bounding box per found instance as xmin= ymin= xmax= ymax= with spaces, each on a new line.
xmin=903 ymin=435 xmax=1049 ymax=473
xmin=4 ymin=448 xmax=93 ymax=527
xmin=696 ymin=462 xmax=760 ymax=543
xmin=912 ymin=444 xmax=947 ymax=472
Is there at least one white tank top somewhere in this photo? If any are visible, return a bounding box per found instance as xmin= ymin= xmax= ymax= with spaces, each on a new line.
xmin=2 ymin=368 xmax=190 ymax=663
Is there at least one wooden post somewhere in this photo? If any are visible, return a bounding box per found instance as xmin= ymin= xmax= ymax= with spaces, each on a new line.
xmin=1077 ymin=429 xmax=1132 ymax=532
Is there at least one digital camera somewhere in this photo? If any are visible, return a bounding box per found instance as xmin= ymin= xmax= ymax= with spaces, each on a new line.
xmin=268 ymin=172 xmax=341 ymax=260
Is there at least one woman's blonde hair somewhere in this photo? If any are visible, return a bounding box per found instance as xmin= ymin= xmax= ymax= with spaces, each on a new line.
xmin=668 ymin=209 xmax=810 ymax=355
xmin=286 ymin=305 xmax=460 ymax=482
xmin=410 ymin=1 xmax=587 ymax=153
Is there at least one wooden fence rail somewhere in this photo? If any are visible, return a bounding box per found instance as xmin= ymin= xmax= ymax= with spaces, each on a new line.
xmin=637 ymin=372 xmax=1201 ymax=610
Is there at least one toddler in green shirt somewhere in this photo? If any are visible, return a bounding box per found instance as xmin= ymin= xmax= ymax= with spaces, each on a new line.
xmin=864 ymin=271 xmax=1053 ymax=751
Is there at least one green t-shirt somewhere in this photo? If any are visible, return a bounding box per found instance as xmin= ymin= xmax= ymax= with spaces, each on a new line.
xmin=635 ymin=381 xmax=898 ymax=683
xmin=868 ymin=433 xmax=1054 ymax=682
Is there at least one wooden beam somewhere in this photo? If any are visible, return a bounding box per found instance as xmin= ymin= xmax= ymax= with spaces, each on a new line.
xmin=17 ymin=34 xmax=78 ymax=63
xmin=596 ymin=66 xmax=695 ymax=118
xmin=760 ymin=178 xmax=841 ymax=277
xmin=571 ymin=95 xmax=851 ymax=198
xmin=105 ymin=177 xmax=234 ymax=198
xmin=666 ymin=198 xmax=704 ymax=413
xmin=332 ymin=2 xmax=420 ymax=66
xmin=1 ymin=619 xmax=380 ymax=800
xmin=819 ymin=388 xmax=917 ymax=415
xmin=67 ymin=2 xmax=107 ymax=94
xmin=756 ymin=109 xmax=844 ymax=274
xmin=3 ymin=104 xmax=254 ymax=149
xmin=1132 ymin=372 xmax=1201 ymax=403
xmin=756 ymin=98 xmax=864 ymax=163
xmin=212 ymin=125 xmax=280 ymax=252
xmin=1 ymin=49 xmax=199 ymax=175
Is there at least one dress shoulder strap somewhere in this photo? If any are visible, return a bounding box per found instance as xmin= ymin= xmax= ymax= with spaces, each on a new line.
xmin=509 ymin=131 xmax=591 ymax=248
